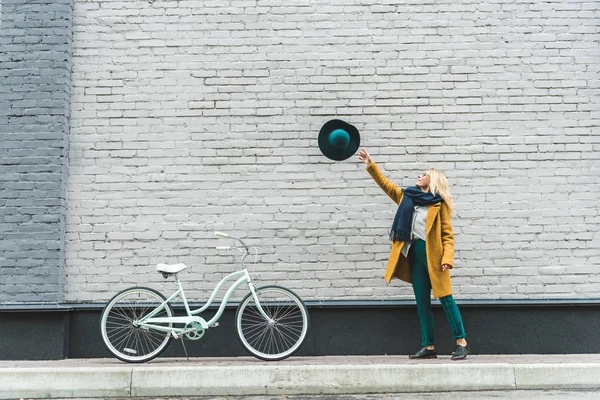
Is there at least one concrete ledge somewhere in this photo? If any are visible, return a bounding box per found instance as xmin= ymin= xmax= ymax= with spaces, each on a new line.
xmin=0 ymin=368 xmax=131 ymax=399
xmin=132 ymin=364 xmax=516 ymax=396
xmin=2 ymin=356 xmax=600 ymax=399
xmin=514 ymin=363 xmax=600 ymax=390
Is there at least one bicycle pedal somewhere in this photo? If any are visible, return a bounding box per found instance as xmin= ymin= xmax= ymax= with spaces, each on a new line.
xmin=210 ymin=322 xmax=219 ymax=328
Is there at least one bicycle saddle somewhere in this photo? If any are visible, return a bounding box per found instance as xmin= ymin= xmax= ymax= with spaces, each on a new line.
xmin=156 ymin=263 xmax=187 ymax=274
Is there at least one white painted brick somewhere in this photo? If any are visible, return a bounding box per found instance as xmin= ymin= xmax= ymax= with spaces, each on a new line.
xmin=64 ymin=0 xmax=600 ymax=301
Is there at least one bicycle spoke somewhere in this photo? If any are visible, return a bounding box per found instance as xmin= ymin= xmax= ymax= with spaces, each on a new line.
xmin=140 ymin=330 xmax=154 ymax=356
xmin=264 ymin=328 xmax=275 ymax=355
xmin=277 ymin=324 xmax=303 ymax=338
xmin=273 ymin=328 xmax=283 ymax=355
xmin=276 ymin=304 xmax=299 ymax=321
xmin=109 ymin=310 xmax=134 ymax=324
xmin=276 ymin=330 xmax=291 ymax=353
xmin=256 ymin=325 xmax=272 ymax=353
xmin=241 ymin=310 xmax=268 ymax=324
xmin=243 ymin=322 xmax=270 ymax=344
xmin=273 ymin=324 xmax=298 ymax=348
xmin=105 ymin=321 xmax=133 ymax=333
xmin=110 ymin=325 xmax=137 ymax=350
xmin=241 ymin=321 xmax=268 ymax=336
xmin=142 ymin=330 xmax=166 ymax=349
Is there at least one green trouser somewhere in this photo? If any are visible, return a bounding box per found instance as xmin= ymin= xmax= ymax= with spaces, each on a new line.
xmin=409 ymin=239 xmax=466 ymax=347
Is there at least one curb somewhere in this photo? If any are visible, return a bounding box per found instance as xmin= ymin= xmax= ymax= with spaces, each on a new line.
xmin=2 ymin=362 xmax=600 ymax=399
xmin=132 ymin=364 xmax=515 ymax=396
xmin=514 ymin=364 xmax=600 ymax=390
xmin=0 ymin=367 xmax=131 ymax=399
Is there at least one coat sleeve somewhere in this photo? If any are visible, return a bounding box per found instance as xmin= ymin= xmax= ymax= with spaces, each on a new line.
xmin=365 ymin=162 xmax=404 ymax=205
xmin=440 ymin=202 xmax=455 ymax=268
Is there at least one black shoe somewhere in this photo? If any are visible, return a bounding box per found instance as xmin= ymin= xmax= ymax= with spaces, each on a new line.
xmin=409 ymin=347 xmax=437 ymax=359
xmin=451 ymin=344 xmax=469 ymax=360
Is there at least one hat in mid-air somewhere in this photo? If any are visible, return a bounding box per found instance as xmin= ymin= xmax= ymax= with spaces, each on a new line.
xmin=318 ymin=119 xmax=360 ymax=161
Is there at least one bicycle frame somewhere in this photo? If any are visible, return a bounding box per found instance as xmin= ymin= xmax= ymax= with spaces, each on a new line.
xmin=137 ymin=250 xmax=271 ymax=335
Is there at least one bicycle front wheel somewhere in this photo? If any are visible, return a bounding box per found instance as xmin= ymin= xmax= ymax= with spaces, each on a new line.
xmin=100 ymin=287 xmax=174 ymax=363
xmin=236 ymin=285 xmax=309 ymax=361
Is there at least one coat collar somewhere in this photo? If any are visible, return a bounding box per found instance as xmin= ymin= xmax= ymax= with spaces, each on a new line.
xmin=425 ymin=202 xmax=441 ymax=235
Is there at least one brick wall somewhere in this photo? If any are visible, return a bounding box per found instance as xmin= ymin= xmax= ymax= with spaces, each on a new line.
xmin=66 ymin=0 xmax=600 ymax=302
xmin=0 ymin=0 xmax=73 ymax=302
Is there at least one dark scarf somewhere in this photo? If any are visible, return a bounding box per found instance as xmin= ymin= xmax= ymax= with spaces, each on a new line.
xmin=390 ymin=186 xmax=442 ymax=242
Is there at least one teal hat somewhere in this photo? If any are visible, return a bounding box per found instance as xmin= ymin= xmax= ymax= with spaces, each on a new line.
xmin=318 ymin=119 xmax=360 ymax=161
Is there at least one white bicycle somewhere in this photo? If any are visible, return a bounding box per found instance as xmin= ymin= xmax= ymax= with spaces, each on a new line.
xmin=100 ymin=232 xmax=309 ymax=363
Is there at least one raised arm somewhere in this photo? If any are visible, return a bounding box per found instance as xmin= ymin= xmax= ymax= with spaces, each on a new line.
xmin=358 ymin=148 xmax=404 ymax=205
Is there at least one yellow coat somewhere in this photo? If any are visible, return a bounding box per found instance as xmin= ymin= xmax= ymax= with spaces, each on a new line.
xmin=367 ymin=162 xmax=455 ymax=299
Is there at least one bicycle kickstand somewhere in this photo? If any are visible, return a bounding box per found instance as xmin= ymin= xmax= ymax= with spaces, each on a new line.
xmin=171 ymin=331 xmax=190 ymax=361
xmin=180 ymin=338 xmax=190 ymax=361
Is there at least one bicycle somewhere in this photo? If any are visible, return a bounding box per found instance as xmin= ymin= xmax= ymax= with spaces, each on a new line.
xmin=100 ymin=232 xmax=309 ymax=363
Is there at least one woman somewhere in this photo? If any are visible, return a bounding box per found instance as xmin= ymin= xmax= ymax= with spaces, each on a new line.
xmin=358 ymin=148 xmax=469 ymax=360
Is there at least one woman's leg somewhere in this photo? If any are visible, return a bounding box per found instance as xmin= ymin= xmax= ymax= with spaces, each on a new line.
xmin=410 ymin=240 xmax=435 ymax=348
xmin=439 ymin=294 xmax=466 ymax=343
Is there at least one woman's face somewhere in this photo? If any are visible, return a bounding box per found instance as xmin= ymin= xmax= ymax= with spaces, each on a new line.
xmin=416 ymin=171 xmax=430 ymax=190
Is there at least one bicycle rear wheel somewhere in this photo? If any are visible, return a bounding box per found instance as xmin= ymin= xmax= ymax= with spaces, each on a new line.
xmin=100 ymin=287 xmax=174 ymax=363
xmin=236 ymin=285 xmax=309 ymax=361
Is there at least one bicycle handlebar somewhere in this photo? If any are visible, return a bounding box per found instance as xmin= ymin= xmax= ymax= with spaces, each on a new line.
xmin=214 ymin=231 xmax=249 ymax=253
xmin=214 ymin=231 xmax=256 ymax=271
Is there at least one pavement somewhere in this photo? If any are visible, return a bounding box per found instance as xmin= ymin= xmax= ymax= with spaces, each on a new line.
xmin=1 ymin=355 xmax=600 ymax=399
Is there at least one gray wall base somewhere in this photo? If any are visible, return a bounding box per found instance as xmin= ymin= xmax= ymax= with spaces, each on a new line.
xmin=1 ymin=301 xmax=599 ymax=360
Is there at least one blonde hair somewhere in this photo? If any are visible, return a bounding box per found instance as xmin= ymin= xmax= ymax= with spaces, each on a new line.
xmin=427 ymin=168 xmax=454 ymax=213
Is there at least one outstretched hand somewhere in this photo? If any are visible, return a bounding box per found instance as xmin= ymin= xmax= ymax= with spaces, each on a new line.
xmin=358 ymin=148 xmax=372 ymax=165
